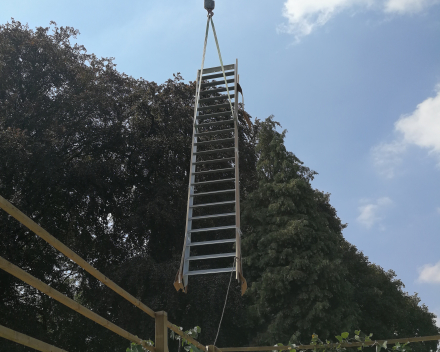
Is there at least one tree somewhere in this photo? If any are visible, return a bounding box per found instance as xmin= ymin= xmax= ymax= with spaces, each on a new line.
xmin=241 ymin=117 xmax=439 ymax=349
xmin=0 ymin=19 xmax=256 ymax=351
xmin=242 ymin=117 xmax=358 ymax=345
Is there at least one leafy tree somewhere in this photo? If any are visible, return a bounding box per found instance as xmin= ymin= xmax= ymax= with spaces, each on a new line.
xmin=241 ymin=117 xmax=439 ymax=349
xmin=0 ymin=19 xmax=255 ymax=351
xmin=242 ymin=117 xmax=358 ymax=345
xmin=342 ymin=243 xmax=439 ymax=352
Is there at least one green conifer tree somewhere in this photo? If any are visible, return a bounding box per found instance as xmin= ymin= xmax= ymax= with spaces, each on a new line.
xmin=242 ymin=117 xmax=358 ymax=345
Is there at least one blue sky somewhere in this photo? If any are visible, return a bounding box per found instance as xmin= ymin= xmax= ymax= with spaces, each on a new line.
xmin=2 ymin=0 xmax=440 ymax=327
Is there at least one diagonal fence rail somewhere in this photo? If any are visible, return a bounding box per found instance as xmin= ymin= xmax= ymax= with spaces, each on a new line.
xmin=0 ymin=324 xmax=68 ymax=352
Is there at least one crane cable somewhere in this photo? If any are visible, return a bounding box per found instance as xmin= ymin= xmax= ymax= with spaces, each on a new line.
xmin=194 ymin=14 xmax=235 ymax=125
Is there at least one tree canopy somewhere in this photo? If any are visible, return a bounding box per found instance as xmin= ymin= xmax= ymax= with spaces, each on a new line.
xmin=0 ymin=20 xmax=438 ymax=352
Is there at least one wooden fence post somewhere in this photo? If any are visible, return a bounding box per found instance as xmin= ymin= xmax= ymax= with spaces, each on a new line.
xmin=155 ymin=311 xmax=168 ymax=352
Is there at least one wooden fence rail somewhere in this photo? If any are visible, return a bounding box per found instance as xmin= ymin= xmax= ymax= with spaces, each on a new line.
xmin=0 ymin=195 xmax=156 ymax=318
xmin=0 ymin=255 xmax=155 ymax=352
xmin=0 ymin=324 xmax=68 ymax=352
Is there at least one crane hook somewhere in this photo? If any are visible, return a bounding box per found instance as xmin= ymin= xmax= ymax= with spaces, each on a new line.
xmin=204 ymin=0 xmax=215 ymax=16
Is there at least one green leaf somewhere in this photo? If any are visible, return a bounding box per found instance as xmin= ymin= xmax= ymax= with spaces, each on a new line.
xmin=196 ymin=326 xmax=201 ymax=333
xmin=355 ymin=330 xmax=361 ymax=336
xmin=341 ymin=332 xmax=349 ymax=339
xmin=382 ymin=341 xmax=388 ymax=350
xmin=336 ymin=336 xmax=343 ymax=342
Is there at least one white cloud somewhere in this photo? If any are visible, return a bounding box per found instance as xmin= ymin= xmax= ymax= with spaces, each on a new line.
xmin=371 ymin=141 xmax=406 ymax=179
xmin=372 ymin=86 xmax=440 ymax=177
xmin=395 ymin=89 xmax=440 ymax=157
xmin=280 ymin=0 xmax=440 ymax=39
xmin=385 ymin=0 xmax=440 ymax=13
xmin=357 ymin=197 xmax=392 ymax=229
xmin=418 ymin=261 xmax=440 ymax=283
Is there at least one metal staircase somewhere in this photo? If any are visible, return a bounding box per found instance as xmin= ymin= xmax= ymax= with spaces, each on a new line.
xmin=174 ymin=60 xmax=246 ymax=294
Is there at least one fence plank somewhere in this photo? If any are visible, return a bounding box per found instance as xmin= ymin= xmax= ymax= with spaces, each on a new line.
xmin=0 ymin=324 xmax=68 ymax=352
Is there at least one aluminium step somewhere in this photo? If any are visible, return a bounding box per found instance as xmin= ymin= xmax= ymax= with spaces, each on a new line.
xmin=191 ymin=178 xmax=235 ymax=185
xmin=201 ymin=78 xmax=235 ymax=88
xmin=187 ymin=238 xmax=236 ymax=246
xmin=190 ymin=200 xmax=235 ymax=208
xmin=201 ymin=64 xmax=234 ymax=74
xmin=194 ymin=138 xmax=234 ymax=146
xmin=195 ymin=128 xmax=234 ymax=137
xmin=197 ymin=120 xmax=234 ymax=128
xmin=194 ymin=147 xmax=235 ymax=155
xmin=187 ymin=267 xmax=236 ymax=276
xmin=199 ymin=86 xmax=235 ymax=96
xmin=193 ymin=157 xmax=234 ymax=165
xmin=202 ymin=71 xmax=235 ymax=80
xmin=197 ymin=111 xmax=233 ymax=120
xmin=192 ymin=189 xmax=235 ymax=197
xmin=193 ymin=167 xmax=235 ymax=175
xmin=198 ymin=103 xmax=231 ymax=112
xmin=189 ymin=225 xmax=236 ymax=233
xmin=199 ymin=94 xmax=235 ymax=104
xmin=187 ymin=252 xmax=236 ymax=261
xmin=189 ymin=212 xmax=236 ymax=220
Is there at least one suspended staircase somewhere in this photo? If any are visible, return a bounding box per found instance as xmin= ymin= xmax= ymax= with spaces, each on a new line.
xmin=174 ymin=60 xmax=247 ymax=294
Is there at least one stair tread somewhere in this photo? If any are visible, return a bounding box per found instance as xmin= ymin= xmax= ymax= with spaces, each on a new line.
xmin=191 ymin=178 xmax=235 ymax=185
xmin=198 ymin=103 xmax=231 ymax=112
xmin=187 ymin=252 xmax=236 ymax=261
xmin=190 ymin=200 xmax=235 ymax=208
xmin=197 ymin=120 xmax=234 ymax=128
xmin=201 ymin=71 xmax=235 ymax=80
xmin=193 ymin=167 xmax=235 ymax=175
xmin=190 ymin=212 xmax=236 ymax=220
xmin=199 ymin=94 xmax=235 ymax=104
xmin=201 ymin=78 xmax=234 ymax=88
xmin=194 ymin=138 xmax=234 ymax=146
xmin=194 ymin=147 xmax=235 ymax=155
xmin=189 ymin=225 xmax=236 ymax=233
xmin=193 ymin=157 xmax=234 ymax=165
xmin=197 ymin=111 xmax=232 ymax=119
xmin=192 ymin=189 xmax=235 ymax=197
xmin=195 ymin=128 xmax=234 ymax=137
xmin=187 ymin=267 xmax=236 ymax=275
xmin=200 ymin=86 xmax=235 ymax=96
